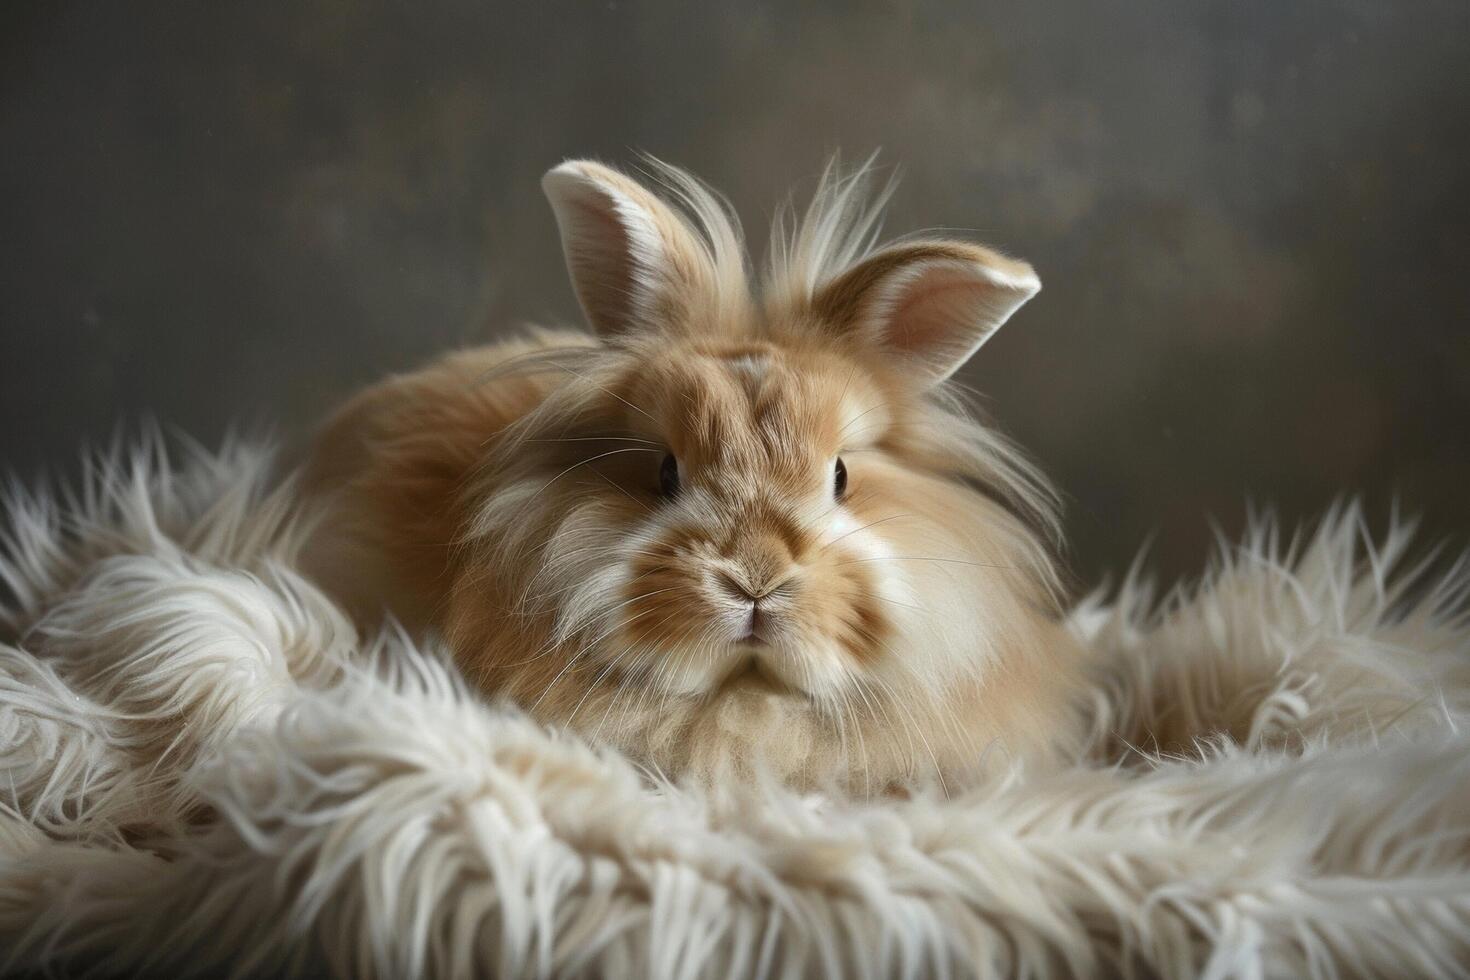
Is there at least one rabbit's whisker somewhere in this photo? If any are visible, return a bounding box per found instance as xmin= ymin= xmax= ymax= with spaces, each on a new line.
xmin=526 ymin=602 xmax=670 ymax=712
xmin=835 ymin=556 xmax=1018 ymax=570
xmin=533 ymin=447 xmax=661 ymax=499
xmin=566 ymin=608 xmax=682 ymax=727
xmin=818 ymin=513 xmax=913 ymax=554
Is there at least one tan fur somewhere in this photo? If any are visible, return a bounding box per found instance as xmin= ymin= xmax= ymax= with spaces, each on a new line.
xmin=304 ymin=158 xmax=1087 ymax=792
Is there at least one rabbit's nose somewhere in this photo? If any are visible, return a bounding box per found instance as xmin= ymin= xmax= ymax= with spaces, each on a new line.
xmin=723 ymin=532 xmax=799 ymax=598
xmin=715 ymin=571 xmax=759 ymax=603
xmin=716 ymin=568 xmax=796 ymax=604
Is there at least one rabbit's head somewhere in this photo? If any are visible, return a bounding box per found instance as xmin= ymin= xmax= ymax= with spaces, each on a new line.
xmin=449 ymin=159 xmax=1079 ymax=786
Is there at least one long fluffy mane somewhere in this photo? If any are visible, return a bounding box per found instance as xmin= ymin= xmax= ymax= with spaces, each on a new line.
xmin=636 ymin=153 xmax=899 ymax=317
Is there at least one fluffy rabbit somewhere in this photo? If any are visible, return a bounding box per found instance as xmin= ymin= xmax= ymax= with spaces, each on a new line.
xmin=304 ymin=158 xmax=1087 ymax=792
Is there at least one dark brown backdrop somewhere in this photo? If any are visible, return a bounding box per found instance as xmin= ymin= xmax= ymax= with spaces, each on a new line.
xmin=3 ymin=1 xmax=1468 ymax=585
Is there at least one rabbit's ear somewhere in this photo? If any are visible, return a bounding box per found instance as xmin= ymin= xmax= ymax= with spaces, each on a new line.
xmin=542 ymin=159 xmax=714 ymax=341
xmin=811 ymin=241 xmax=1040 ymax=385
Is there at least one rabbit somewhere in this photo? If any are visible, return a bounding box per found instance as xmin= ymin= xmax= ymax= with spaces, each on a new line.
xmin=302 ymin=157 xmax=1088 ymax=793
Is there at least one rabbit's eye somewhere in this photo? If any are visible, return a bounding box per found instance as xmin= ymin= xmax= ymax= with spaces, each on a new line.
xmin=833 ymin=457 xmax=848 ymax=500
xmin=659 ymin=453 xmax=681 ymax=499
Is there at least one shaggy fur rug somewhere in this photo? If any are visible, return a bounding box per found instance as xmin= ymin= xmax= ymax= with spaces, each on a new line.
xmin=2 ymin=434 xmax=1469 ymax=979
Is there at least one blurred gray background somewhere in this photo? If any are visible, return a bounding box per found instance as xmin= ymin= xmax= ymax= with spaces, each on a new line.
xmin=3 ymin=1 xmax=1468 ymax=585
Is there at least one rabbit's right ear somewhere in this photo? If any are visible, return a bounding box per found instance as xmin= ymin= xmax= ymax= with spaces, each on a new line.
xmin=542 ymin=160 xmax=714 ymax=341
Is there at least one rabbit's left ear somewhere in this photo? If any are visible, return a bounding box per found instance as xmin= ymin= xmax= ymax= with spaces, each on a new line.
xmin=810 ymin=241 xmax=1040 ymax=385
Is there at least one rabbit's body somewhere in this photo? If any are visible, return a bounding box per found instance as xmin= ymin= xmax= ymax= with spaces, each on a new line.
xmin=305 ymin=159 xmax=1087 ymax=791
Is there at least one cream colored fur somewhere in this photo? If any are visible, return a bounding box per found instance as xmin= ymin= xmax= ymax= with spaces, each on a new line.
xmin=2 ymin=434 xmax=1469 ymax=977
xmin=303 ymin=158 xmax=1078 ymax=792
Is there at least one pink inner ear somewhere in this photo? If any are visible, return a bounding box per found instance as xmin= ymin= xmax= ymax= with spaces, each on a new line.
xmin=879 ymin=264 xmax=1004 ymax=372
xmin=560 ymin=191 xmax=649 ymax=337
xmin=545 ymin=163 xmax=680 ymax=340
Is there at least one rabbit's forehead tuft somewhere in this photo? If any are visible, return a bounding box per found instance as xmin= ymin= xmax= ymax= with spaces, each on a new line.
xmin=624 ymin=344 xmax=891 ymax=466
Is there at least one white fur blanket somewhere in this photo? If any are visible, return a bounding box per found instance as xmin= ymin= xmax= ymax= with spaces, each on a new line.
xmin=2 ymin=435 xmax=1469 ymax=979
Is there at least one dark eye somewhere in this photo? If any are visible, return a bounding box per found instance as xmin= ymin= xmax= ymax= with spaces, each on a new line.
xmin=833 ymin=457 xmax=848 ymax=500
xmin=659 ymin=453 xmax=681 ymax=499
